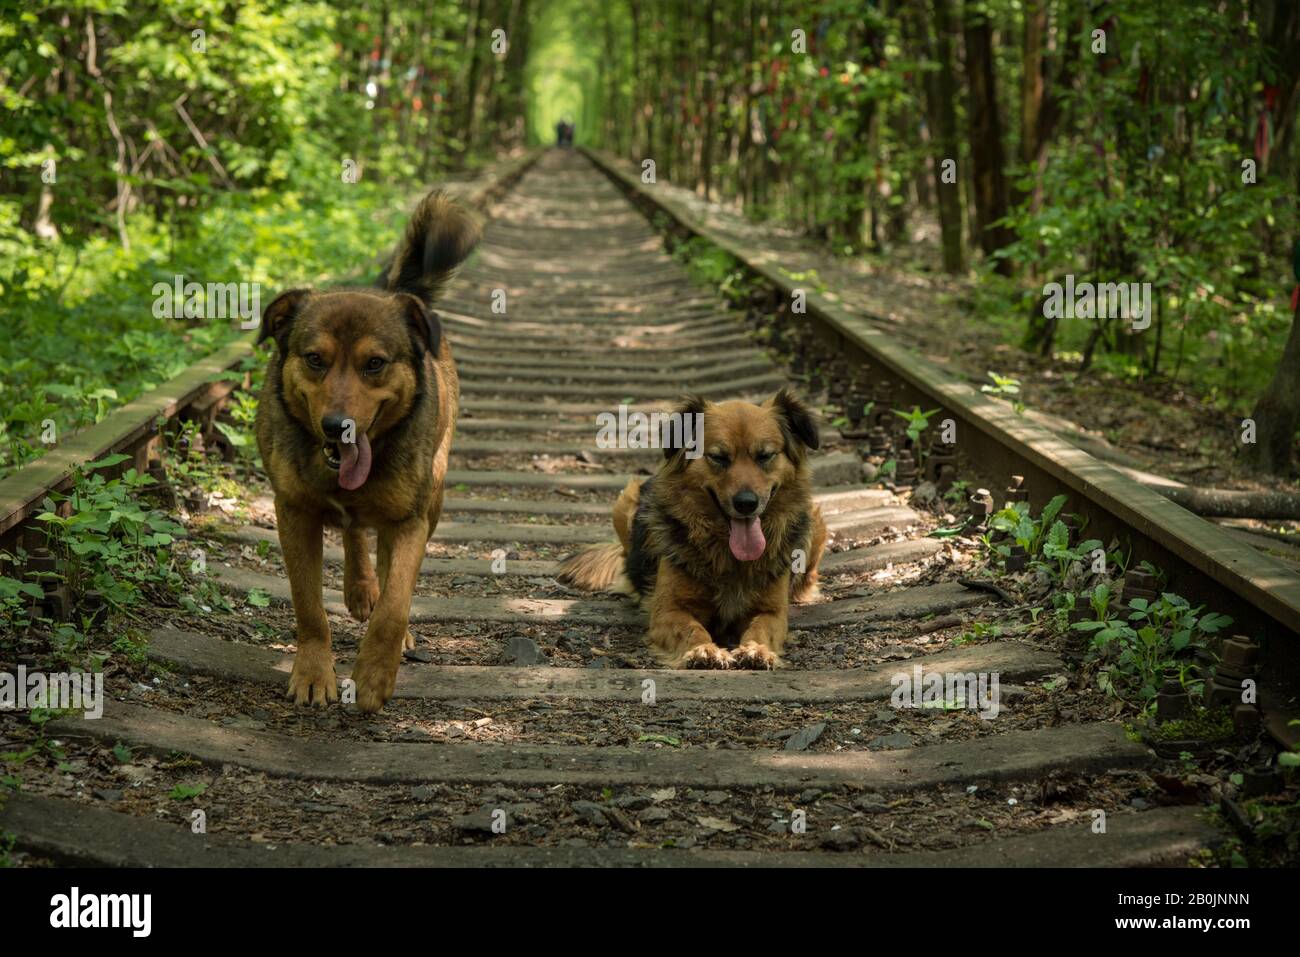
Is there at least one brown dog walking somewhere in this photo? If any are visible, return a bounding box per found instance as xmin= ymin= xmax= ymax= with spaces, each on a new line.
xmin=255 ymin=190 xmax=479 ymax=713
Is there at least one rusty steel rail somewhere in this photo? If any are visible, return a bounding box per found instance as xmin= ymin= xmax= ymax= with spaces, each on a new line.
xmin=0 ymin=149 xmax=543 ymax=557
xmin=581 ymin=147 xmax=1300 ymax=677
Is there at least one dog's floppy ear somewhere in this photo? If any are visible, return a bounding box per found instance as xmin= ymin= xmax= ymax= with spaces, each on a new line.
xmin=258 ymin=289 xmax=310 ymax=353
xmin=771 ymin=388 xmax=820 ymax=455
xmin=663 ymin=394 xmax=708 ymax=461
xmin=398 ymin=293 xmax=442 ymax=359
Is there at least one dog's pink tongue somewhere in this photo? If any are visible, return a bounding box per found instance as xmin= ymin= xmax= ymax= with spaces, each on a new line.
xmin=338 ymin=432 xmax=372 ymax=491
xmin=728 ymin=517 xmax=766 ymax=561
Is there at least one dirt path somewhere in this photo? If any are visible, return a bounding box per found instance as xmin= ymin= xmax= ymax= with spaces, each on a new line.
xmin=1 ymin=150 xmax=1224 ymax=866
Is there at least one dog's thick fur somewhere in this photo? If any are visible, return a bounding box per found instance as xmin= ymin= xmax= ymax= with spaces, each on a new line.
xmin=255 ymin=190 xmax=480 ymax=712
xmin=558 ymin=390 xmax=826 ymax=669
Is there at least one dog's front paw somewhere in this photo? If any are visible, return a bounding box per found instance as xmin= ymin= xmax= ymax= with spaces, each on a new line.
xmin=345 ymin=577 xmax=381 ymax=622
xmin=679 ymin=644 xmax=734 ymax=670
xmin=287 ymin=645 xmax=338 ymax=706
xmin=732 ymin=642 xmax=778 ymax=670
xmin=351 ymin=649 xmax=399 ymax=713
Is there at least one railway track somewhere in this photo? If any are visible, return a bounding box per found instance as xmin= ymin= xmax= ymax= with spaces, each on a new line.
xmin=2 ymin=148 xmax=1291 ymax=867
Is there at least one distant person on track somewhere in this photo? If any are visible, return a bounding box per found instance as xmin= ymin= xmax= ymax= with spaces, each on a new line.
xmin=555 ymin=117 xmax=575 ymax=148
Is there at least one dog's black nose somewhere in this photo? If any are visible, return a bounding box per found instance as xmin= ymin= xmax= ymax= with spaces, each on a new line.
xmin=732 ymin=490 xmax=759 ymax=516
xmin=320 ymin=413 xmax=349 ymax=440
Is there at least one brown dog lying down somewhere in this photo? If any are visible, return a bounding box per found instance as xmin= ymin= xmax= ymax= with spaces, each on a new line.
xmin=255 ymin=190 xmax=480 ymax=712
xmin=558 ymin=390 xmax=827 ymax=669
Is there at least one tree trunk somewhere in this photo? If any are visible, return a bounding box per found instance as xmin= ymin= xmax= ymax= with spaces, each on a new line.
xmin=629 ymin=0 xmax=643 ymax=157
xmin=1245 ymin=296 xmax=1300 ymax=474
xmin=600 ymin=5 xmax=617 ymax=149
xmin=739 ymin=0 xmax=755 ymax=205
xmin=884 ymin=107 xmax=911 ymax=243
xmin=699 ymin=0 xmax=716 ymax=198
xmin=931 ymin=0 xmax=964 ymax=273
xmin=662 ymin=1 xmax=681 ymax=177
xmin=489 ymin=0 xmax=528 ymax=151
xmin=1255 ymin=0 xmax=1300 ymax=180
xmin=1149 ymin=484 xmax=1300 ymax=520
xmin=899 ymin=1 xmax=932 ymax=210
xmin=1018 ymin=0 xmax=1047 ymax=213
xmin=830 ymin=19 xmax=880 ymax=250
xmin=963 ymin=0 xmax=1013 ymax=274
xmin=460 ymin=0 xmax=483 ymax=160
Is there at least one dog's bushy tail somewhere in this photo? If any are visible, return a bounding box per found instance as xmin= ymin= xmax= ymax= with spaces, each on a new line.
xmin=385 ymin=189 xmax=481 ymax=306
xmin=556 ymin=542 xmax=626 ymax=592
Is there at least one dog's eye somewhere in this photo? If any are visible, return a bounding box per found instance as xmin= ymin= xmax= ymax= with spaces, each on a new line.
xmin=756 ymin=450 xmax=777 ymax=466
xmin=706 ymin=452 xmax=730 ymax=468
xmin=364 ymin=357 xmax=387 ymax=374
xmin=303 ymin=353 xmax=324 ymax=370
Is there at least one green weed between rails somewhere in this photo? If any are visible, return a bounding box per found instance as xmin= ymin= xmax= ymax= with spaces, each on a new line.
xmin=980 ymin=371 xmax=1025 ymax=415
xmin=1 ymin=453 xmax=231 ymax=671
xmin=979 ymin=495 xmax=1234 ymax=716
xmin=168 ymin=354 xmax=265 ymax=500
xmin=1208 ymin=719 xmax=1300 ymax=866
xmin=1073 ymin=590 xmax=1232 ymax=707
xmin=892 ymin=405 xmax=941 ymax=468
xmin=0 ymin=706 xmax=71 ymax=864
xmin=214 ymin=390 xmax=261 ymax=475
xmin=671 ymin=236 xmax=752 ymax=304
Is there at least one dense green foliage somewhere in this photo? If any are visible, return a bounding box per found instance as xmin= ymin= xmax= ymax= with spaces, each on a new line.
xmin=5 ymin=1 xmax=1300 ymax=474
xmin=535 ymin=0 xmax=1300 ymax=456
xmin=981 ymin=494 xmax=1233 ymax=713
xmin=0 ymin=452 xmax=219 ymax=670
xmin=998 ymin=3 xmax=1297 ymax=393
xmin=0 ymin=182 xmax=412 ymax=476
xmin=1 ymin=0 xmax=532 ymax=476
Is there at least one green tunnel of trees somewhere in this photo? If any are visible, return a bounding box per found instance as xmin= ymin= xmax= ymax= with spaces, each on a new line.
xmin=3 ymin=1 xmax=1300 ymax=475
